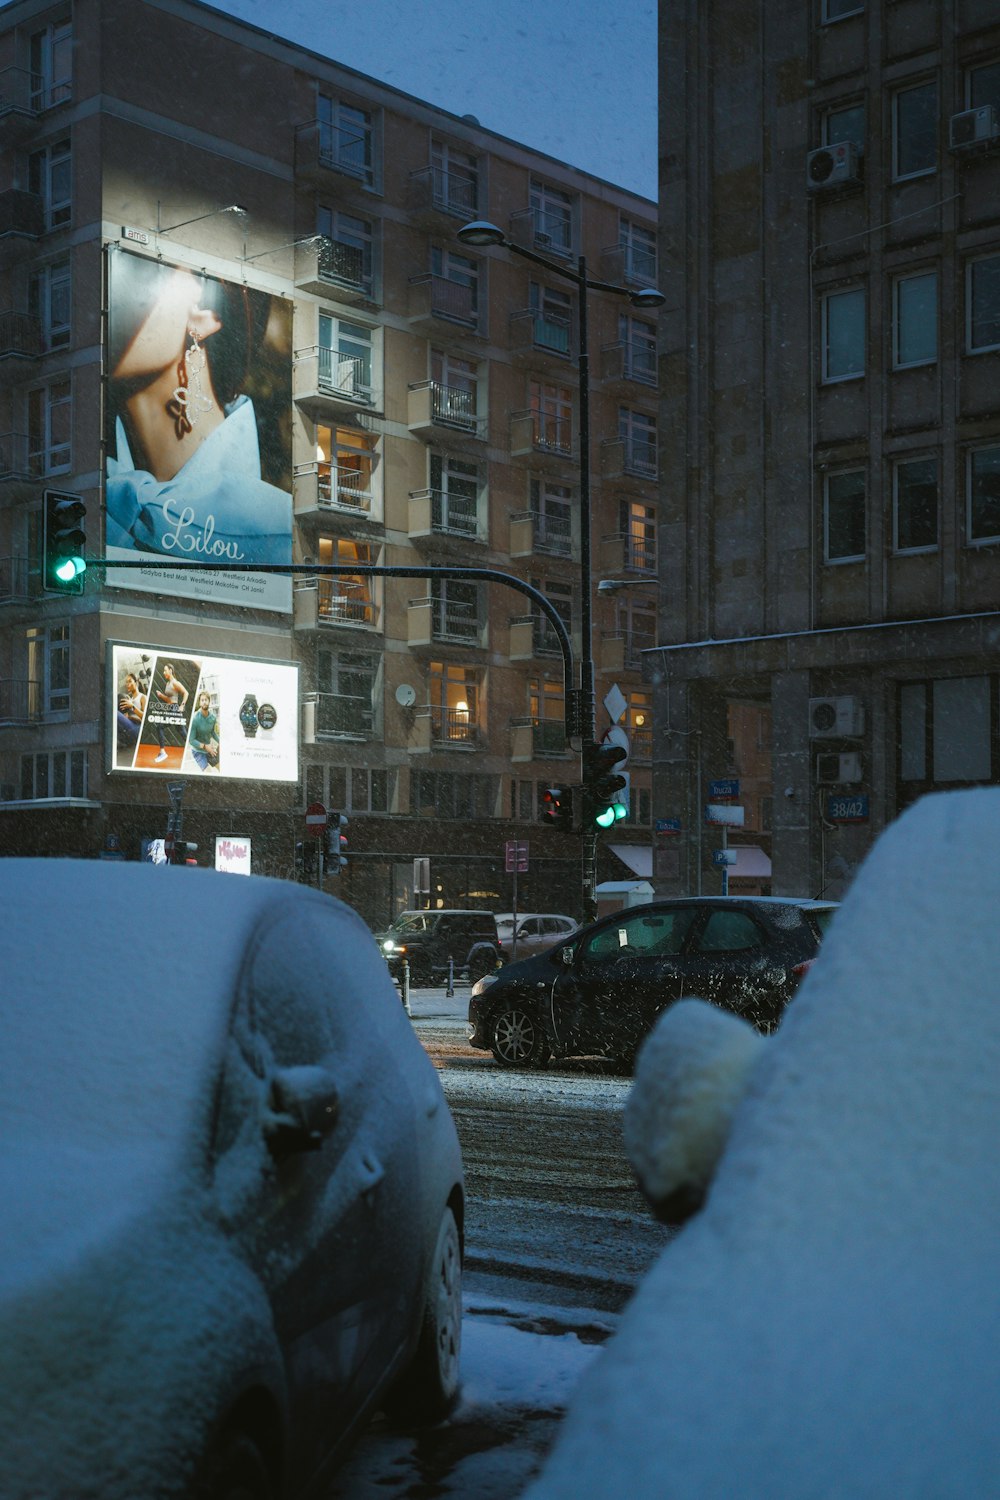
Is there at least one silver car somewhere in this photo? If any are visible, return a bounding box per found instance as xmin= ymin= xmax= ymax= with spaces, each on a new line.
xmin=496 ymin=911 xmax=579 ymax=962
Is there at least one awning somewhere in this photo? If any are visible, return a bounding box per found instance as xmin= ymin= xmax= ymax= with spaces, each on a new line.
xmin=729 ymin=845 xmax=772 ymax=878
xmin=609 ymin=843 xmax=653 ymax=879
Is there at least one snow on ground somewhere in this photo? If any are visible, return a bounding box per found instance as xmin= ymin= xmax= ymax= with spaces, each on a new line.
xmin=328 ymin=1292 xmax=611 ymax=1500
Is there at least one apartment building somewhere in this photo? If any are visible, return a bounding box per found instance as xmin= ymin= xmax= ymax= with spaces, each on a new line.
xmin=0 ymin=0 xmax=658 ymax=925
xmin=654 ymin=0 xmax=1000 ymax=899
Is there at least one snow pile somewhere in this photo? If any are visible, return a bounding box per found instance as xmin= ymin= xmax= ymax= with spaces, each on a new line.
xmin=526 ymin=788 xmax=1000 ymax=1499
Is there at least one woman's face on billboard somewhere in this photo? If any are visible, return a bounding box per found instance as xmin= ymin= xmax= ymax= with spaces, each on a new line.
xmin=113 ymin=266 xmax=222 ymax=381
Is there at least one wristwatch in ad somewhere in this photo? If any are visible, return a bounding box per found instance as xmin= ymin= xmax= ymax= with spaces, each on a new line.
xmin=257 ymin=702 xmax=277 ymax=735
xmin=239 ymin=693 xmax=259 ymax=738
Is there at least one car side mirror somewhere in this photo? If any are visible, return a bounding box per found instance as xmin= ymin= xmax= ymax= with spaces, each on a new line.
xmin=264 ymin=1064 xmax=339 ymax=1158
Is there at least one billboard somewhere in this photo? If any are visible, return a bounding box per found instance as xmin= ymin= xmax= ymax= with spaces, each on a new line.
xmin=104 ymin=247 xmax=293 ymax=613
xmin=110 ymin=643 xmax=298 ymax=782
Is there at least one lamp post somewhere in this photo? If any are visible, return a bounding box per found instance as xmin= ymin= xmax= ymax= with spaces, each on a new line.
xmin=457 ymin=219 xmax=664 ymax=919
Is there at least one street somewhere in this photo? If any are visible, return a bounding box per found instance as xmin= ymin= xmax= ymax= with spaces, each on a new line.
xmin=326 ymin=986 xmax=672 ymax=1497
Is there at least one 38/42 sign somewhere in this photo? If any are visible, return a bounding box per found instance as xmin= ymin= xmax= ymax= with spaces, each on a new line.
xmin=827 ymin=793 xmax=869 ymax=823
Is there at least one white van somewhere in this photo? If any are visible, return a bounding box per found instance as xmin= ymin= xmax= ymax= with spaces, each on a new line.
xmin=496 ymin=911 xmax=579 ymax=961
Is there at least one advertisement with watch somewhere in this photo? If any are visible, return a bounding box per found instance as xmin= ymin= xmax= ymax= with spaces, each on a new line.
xmin=110 ymin=642 xmax=298 ymax=782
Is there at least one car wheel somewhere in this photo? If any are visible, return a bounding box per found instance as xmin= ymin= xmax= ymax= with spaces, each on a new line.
xmin=490 ymin=1005 xmax=550 ymax=1067
xmin=386 ymin=1206 xmax=462 ymax=1423
xmin=193 ymin=1430 xmax=274 ymax=1500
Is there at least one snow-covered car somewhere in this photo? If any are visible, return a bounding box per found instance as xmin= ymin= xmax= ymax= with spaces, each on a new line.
xmin=524 ymin=788 xmax=1000 ymax=1499
xmin=0 ymin=860 xmax=464 ymax=1500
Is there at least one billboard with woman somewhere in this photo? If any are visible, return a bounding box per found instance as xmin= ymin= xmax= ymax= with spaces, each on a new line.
xmin=104 ymin=247 xmax=293 ymax=612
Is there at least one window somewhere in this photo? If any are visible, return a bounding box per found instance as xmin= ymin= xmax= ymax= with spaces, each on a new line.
xmin=621 ymin=499 xmax=657 ymax=571
xmin=315 ymin=648 xmax=379 ymax=738
xmin=618 ymin=313 xmax=657 ymax=384
xmin=894 ymin=270 xmax=937 ymax=368
xmin=28 ymin=137 xmax=71 ymax=229
xmin=28 ymin=259 xmax=71 ymax=349
xmin=530 ymin=380 xmax=573 ymax=454
xmin=899 ymin=677 xmax=995 ymax=796
xmin=530 ymin=179 xmax=573 ymax=254
xmin=824 ymin=103 xmax=865 ymax=147
xmin=616 ymin=595 xmax=656 ymax=665
xmin=968 ymin=446 xmax=1000 ymax=545
xmin=529 ymin=678 xmax=566 ymax=757
xmin=529 ymin=283 xmax=571 ymax=354
xmin=429 ymin=662 xmax=481 ymax=744
xmin=29 ymin=18 xmax=72 ymax=111
xmin=26 ymin=622 xmax=69 ymax=715
xmin=893 ymin=456 xmax=937 ymax=553
xmin=822 ymin=286 xmax=865 ymax=382
xmin=430 ymin=247 xmax=479 ymax=326
xmin=430 ymin=139 xmax=478 ymax=217
xmin=530 ymin=478 xmax=573 ymax=555
xmin=430 ymin=349 xmax=479 ymax=429
xmin=697 ymin=910 xmax=766 ymax=953
xmin=317 ymin=95 xmax=374 ymax=185
xmin=892 ymin=81 xmax=937 ymax=180
xmin=28 ymin=378 xmax=71 ymax=474
xmin=627 ymin=691 xmax=653 ymax=763
xmin=822 ymin=0 xmax=863 ymax=20
xmin=967 ymin=255 xmax=1000 ymax=354
xmin=619 ymin=217 xmax=657 ymax=284
xmin=530 ymin=575 xmax=572 ymax=654
xmin=348 ymin=765 xmax=392 ymax=814
xmin=969 ymin=60 xmax=1000 ymax=113
xmin=429 ymin=452 xmax=480 ymax=535
xmin=619 ymin=407 xmax=657 ymax=477
xmin=315 ymin=424 xmax=376 ymax=511
xmin=318 ymin=315 xmax=373 ymax=402
xmin=414 ymin=770 xmax=498 ymax=818
xmin=316 ymin=206 xmax=374 ymax=295
xmin=315 ymin=536 xmax=378 ymax=625
xmin=824 ymin=468 xmax=866 ymax=562
xmin=20 ymin=747 xmax=86 ymax=800
xmin=430 ymin=578 xmax=481 ymax=643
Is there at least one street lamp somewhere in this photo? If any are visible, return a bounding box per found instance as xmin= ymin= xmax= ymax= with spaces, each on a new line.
xmin=457 ymin=218 xmax=664 ymax=918
xmin=156 ymin=203 xmax=248 ymax=235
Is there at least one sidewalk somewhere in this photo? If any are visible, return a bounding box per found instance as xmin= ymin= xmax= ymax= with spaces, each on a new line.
xmin=399 ymin=981 xmax=475 ymax=1021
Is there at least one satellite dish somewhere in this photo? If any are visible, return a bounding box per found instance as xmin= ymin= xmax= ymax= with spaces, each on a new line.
xmin=395 ymin=683 xmax=416 ymax=708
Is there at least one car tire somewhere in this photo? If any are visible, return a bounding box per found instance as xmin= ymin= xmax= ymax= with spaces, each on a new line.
xmin=490 ymin=1005 xmax=550 ymax=1067
xmin=385 ymin=1206 xmax=462 ymax=1424
xmin=193 ymin=1430 xmax=274 ymax=1500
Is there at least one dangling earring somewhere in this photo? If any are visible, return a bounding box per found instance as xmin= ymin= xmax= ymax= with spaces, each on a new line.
xmin=166 ymin=326 xmax=214 ymax=440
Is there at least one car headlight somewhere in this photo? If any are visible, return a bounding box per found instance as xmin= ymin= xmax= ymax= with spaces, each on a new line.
xmin=470 ymin=973 xmax=499 ymax=999
xmin=382 ymin=939 xmax=397 ymax=953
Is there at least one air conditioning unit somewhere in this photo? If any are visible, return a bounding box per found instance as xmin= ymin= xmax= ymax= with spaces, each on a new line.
xmin=816 ymin=750 xmax=863 ymax=785
xmin=949 ymin=105 xmax=999 ymax=152
xmin=808 ymin=695 xmax=865 ymax=739
xmin=806 ymin=141 xmax=862 ymax=191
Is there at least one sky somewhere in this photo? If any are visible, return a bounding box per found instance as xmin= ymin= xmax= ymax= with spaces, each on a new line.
xmin=207 ymin=0 xmax=658 ymax=200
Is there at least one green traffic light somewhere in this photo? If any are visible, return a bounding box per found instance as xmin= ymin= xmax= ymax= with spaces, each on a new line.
xmin=55 ymin=554 xmax=85 ymax=582
xmin=595 ymin=804 xmax=617 ymax=828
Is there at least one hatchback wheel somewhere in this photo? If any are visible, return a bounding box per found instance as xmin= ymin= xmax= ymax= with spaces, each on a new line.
xmin=491 ymin=1004 xmax=550 ymax=1067
xmin=385 ymin=1206 xmax=462 ymax=1423
xmin=193 ymin=1430 xmax=274 ymax=1500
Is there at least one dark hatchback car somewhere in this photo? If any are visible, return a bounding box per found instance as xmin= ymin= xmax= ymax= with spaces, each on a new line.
xmin=377 ymin=909 xmax=501 ymax=986
xmin=467 ymin=896 xmax=838 ymax=1068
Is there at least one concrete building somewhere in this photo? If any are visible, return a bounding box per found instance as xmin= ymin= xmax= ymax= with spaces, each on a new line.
xmin=654 ymin=0 xmax=1000 ymax=899
xmin=0 ymin=0 xmax=658 ymax=926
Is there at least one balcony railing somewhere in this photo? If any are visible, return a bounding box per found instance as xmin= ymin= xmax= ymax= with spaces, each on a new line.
xmin=629 ymin=725 xmax=653 ymax=763
xmin=317 ymin=121 xmax=370 ymax=178
xmin=0 ymin=677 xmax=40 ymax=724
xmin=623 ymin=344 xmax=657 ymax=384
xmin=432 ymin=601 xmax=481 ymax=643
xmin=318 ymin=236 xmax=370 ymax=293
xmin=533 ymin=718 xmax=567 ymax=757
xmin=623 ymin=626 xmax=656 ymax=668
xmin=533 ymin=617 xmax=566 ymax=656
xmin=0 ymin=555 xmax=30 ymax=603
xmin=309 ymin=690 xmax=374 ymax=740
xmin=411 ymin=273 xmax=478 ymax=328
xmin=430 ymin=165 xmax=477 ymax=217
xmin=317 ymin=348 xmax=372 ymax=404
xmin=0 ymin=311 xmax=41 ymax=359
xmin=0 ymin=432 xmax=30 ymax=480
xmin=529 ymin=412 xmax=572 ymax=456
xmin=431 ymin=487 xmax=478 ymax=536
xmin=532 ymin=510 xmax=572 ymax=557
xmin=319 ymin=463 xmax=372 ymax=511
xmin=431 ymin=706 xmax=480 ymax=745
xmin=318 ymin=579 xmax=376 ymax=627
xmin=623 ymin=440 xmax=658 ymax=479
xmin=0 ymin=189 xmax=44 ymax=240
xmin=0 ymin=67 xmax=36 ymax=117
xmin=415 ymin=380 xmax=480 ymax=432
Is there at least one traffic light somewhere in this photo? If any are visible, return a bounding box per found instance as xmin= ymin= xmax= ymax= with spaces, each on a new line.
xmin=42 ymin=489 xmax=87 ymax=593
xmin=172 ymin=840 xmax=198 ymax=866
xmin=540 ymin=785 xmax=575 ymax=832
xmin=582 ymin=741 xmax=629 ymax=828
xmin=328 ymin=812 xmax=348 ymax=874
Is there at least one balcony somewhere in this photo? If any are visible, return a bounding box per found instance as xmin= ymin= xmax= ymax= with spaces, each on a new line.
xmin=598 ymin=530 xmax=656 ymax=577
xmin=0 ymin=312 xmax=41 ymax=383
xmin=302 ymin=690 xmax=374 ymax=742
xmin=510 ymin=410 xmax=574 ymax=470
xmin=295 ymin=236 xmax=373 ymax=305
xmin=407 ymin=595 xmax=483 ymax=649
xmin=629 ymin=725 xmax=653 ymax=763
xmin=600 ymin=242 xmax=658 ymax=288
xmin=600 ymin=340 xmax=657 ymax=390
xmin=0 ymin=191 xmax=44 ymax=267
xmin=407 ymin=381 xmax=484 ymax=443
xmin=431 ymin=706 xmax=481 ymax=749
xmin=408 ymin=487 xmax=480 ymax=543
xmin=0 ymin=69 xmax=39 ymax=141
xmin=509 ymin=613 xmax=563 ymax=660
xmin=294 ymin=346 xmax=374 ymax=419
xmin=294 ymin=120 xmax=372 ymax=194
xmin=0 ymin=677 xmax=40 ymax=725
xmin=510 ymin=309 xmax=571 ymax=367
xmin=0 ymin=432 xmax=32 ymax=485
xmin=600 ymin=627 xmax=656 ymax=673
xmin=293 ymin=461 xmax=373 ymax=521
xmin=407 ymin=165 xmax=478 ymax=229
xmin=408 ymin=274 xmax=480 ymax=334
xmin=600 ymin=436 xmax=658 ymax=485
xmin=0 ymin=555 xmax=31 ymax=604
xmin=293 ymin=579 xmax=379 ymax=633
xmin=510 ymin=715 xmax=570 ymax=762
xmin=509 ymin=207 xmax=573 ymax=259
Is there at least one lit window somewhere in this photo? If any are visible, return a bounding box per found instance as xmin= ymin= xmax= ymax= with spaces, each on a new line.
xmin=893 ymin=456 xmax=937 ymax=553
xmin=893 ymin=270 xmax=937 ymax=368
xmin=822 ymin=286 xmax=865 ymax=382
xmin=824 ymin=469 xmax=866 ymax=562
xmin=892 ymin=80 xmax=937 ymax=180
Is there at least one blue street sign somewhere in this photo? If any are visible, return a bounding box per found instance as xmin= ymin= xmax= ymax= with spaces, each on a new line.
xmin=656 ymin=817 xmax=682 ymax=835
xmin=709 ymin=778 xmax=740 ymax=801
xmin=827 ymin=793 xmax=869 ymax=823
xmin=712 ymin=849 xmax=738 ymax=866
